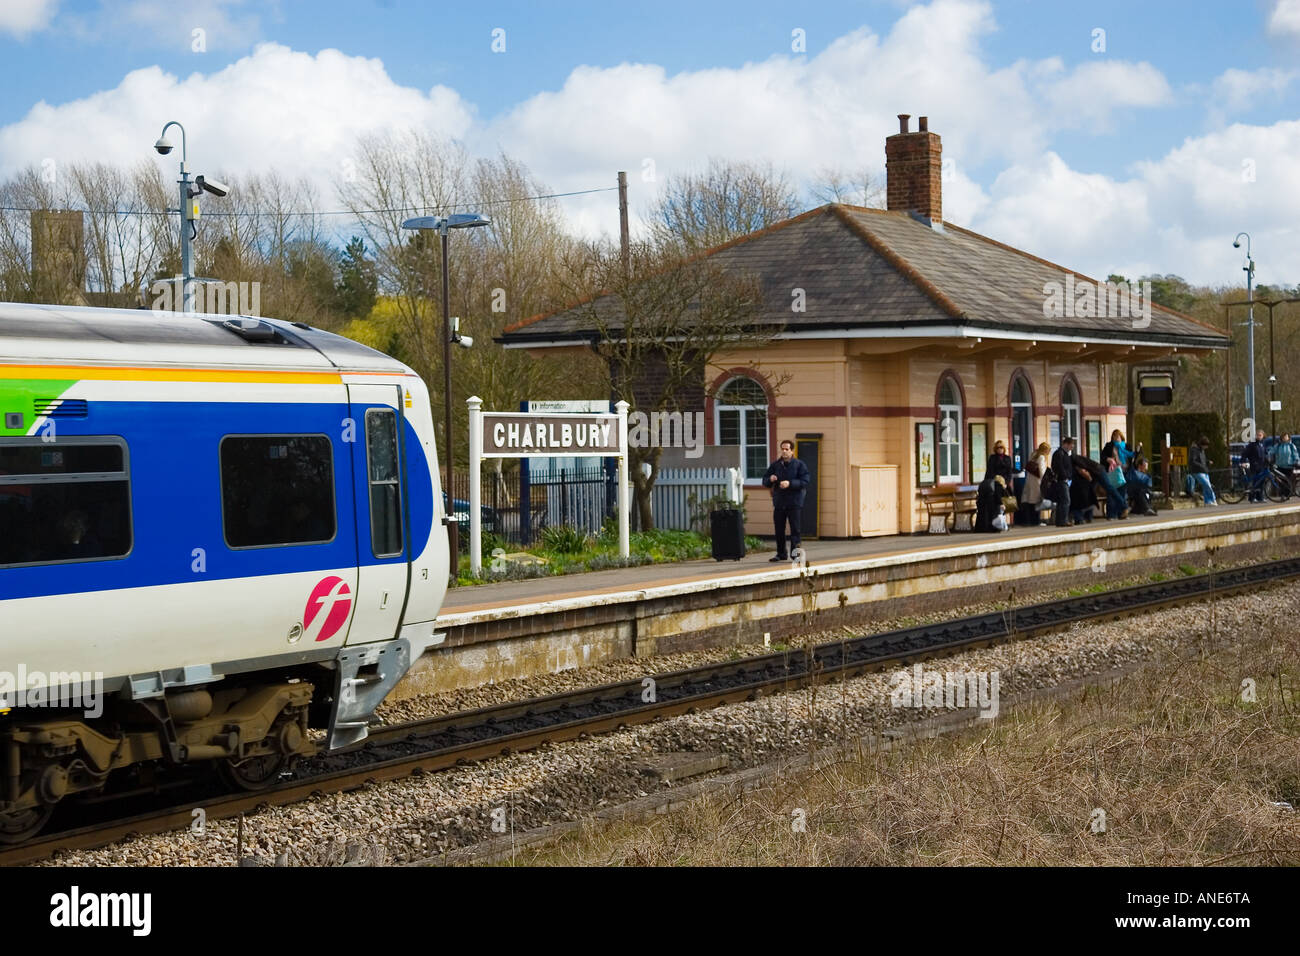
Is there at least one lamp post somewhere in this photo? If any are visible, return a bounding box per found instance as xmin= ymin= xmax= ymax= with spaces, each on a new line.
xmin=1222 ymin=296 xmax=1300 ymax=439
xmin=1232 ymin=233 xmax=1255 ymax=431
xmin=154 ymin=122 xmax=229 ymax=313
xmin=400 ymin=213 xmax=491 ymax=569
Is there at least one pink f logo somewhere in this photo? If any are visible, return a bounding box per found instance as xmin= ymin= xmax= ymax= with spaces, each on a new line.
xmin=304 ymin=576 xmax=353 ymax=643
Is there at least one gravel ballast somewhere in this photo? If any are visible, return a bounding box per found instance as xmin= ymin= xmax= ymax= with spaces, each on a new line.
xmin=37 ymin=577 xmax=1288 ymax=866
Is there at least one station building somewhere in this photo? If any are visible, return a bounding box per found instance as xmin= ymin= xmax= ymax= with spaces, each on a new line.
xmin=503 ymin=115 xmax=1229 ymax=536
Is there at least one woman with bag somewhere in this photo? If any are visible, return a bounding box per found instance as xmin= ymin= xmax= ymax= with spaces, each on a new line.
xmin=1020 ymin=441 xmax=1051 ymax=526
xmin=1104 ymin=456 xmax=1128 ymax=519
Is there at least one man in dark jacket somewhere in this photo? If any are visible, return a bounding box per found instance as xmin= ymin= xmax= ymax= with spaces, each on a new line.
xmin=1243 ymin=429 xmax=1268 ymax=502
xmin=1049 ymin=436 xmax=1076 ymax=526
xmin=762 ymin=440 xmax=811 ymax=562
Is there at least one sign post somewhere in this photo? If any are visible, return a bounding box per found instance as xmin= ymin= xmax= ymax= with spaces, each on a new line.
xmin=467 ymin=396 xmax=630 ymax=576
xmin=468 ymin=395 xmax=483 ymax=577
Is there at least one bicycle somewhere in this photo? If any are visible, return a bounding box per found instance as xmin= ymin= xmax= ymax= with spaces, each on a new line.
xmin=1218 ymin=463 xmax=1289 ymax=504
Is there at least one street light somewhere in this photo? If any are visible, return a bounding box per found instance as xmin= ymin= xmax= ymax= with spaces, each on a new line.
xmin=1233 ymin=232 xmax=1255 ymax=431
xmin=1222 ymin=296 xmax=1300 ymax=440
xmin=400 ymin=212 xmax=491 ymax=567
xmin=154 ymin=121 xmax=228 ymax=313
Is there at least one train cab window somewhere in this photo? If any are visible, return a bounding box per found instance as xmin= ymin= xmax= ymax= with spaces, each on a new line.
xmin=365 ymin=409 xmax=403 ymax=558
xmin=0 ymin=438 xmax=132 ymax=567
xmin=220 ymin=435 xmax=335 ymax=548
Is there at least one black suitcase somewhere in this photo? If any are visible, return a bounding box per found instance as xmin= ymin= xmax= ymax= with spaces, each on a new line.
xmin=710 ymin=508 xmax=745 ymax=561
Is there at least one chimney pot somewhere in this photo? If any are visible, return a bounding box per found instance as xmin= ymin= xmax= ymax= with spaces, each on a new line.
xmin=885 ymin=113 xmax=942 ymax=226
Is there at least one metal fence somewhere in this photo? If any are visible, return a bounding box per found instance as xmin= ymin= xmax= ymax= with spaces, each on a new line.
xmin=444 ymin=465 xmax=614 ymax=546
xmin=444 ymin=462 xmax=741 ymax=545
xmin=651 ymin=465 xmax=742 ymax=531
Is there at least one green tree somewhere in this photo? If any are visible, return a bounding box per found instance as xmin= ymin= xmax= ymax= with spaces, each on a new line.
xmin=335 ymin=236 xmax=377 ymax=319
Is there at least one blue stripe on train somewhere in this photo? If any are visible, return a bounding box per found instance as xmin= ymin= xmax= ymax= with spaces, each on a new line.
xmin=0 ymin=400 xmax=433 ymax=601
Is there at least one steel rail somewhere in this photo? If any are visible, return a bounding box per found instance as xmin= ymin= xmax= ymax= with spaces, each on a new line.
xmin=6 ymin=554 xmax=1298 ymax=866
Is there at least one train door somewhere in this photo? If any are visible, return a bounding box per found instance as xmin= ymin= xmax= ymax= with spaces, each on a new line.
xmin=346 ymin=384 xmax=410 ymax=644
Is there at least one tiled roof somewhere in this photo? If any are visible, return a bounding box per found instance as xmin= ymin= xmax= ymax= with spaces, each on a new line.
xmin=502 ymin=204 xmax=1229 ymax=349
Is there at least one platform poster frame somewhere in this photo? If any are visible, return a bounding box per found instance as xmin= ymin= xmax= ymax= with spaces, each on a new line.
xmin=917 ymin=422 xmax=937 ymax=487
xmin=467 ymin=396 xmax=629 ymax=576
xmin=968 ymin=422 xmax=986 ymax=485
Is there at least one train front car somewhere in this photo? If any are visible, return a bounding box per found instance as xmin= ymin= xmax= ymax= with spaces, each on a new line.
xmin=0 ymin=303 xmax=449 ymax=842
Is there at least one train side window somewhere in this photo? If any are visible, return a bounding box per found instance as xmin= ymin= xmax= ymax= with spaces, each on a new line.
xmin=0 ymin=437 xmax=132 ymax=567
xmin=365 ymin=409 xmax=403 ymax=558
xmin=220 ymin=435 xmax=335 ymax=548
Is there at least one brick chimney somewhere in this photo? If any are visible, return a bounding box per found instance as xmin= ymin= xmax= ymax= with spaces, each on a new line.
xmin=885 ymin=113 xmax=942 ymax=228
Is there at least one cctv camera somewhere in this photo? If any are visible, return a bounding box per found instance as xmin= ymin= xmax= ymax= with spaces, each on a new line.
xmin=195 ymin=175 xmax=229 ymax=198
xmin=1233 ymin=240 xmax=1241 ymax=248
xmin=456 ymin=335 xmax=474 ymax=349
xmin=154 ymin=137 xmax=173 ymax=155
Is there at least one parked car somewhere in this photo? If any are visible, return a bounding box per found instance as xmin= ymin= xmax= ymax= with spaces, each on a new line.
xmin=442 ymin=492 xmax=500 ymax=539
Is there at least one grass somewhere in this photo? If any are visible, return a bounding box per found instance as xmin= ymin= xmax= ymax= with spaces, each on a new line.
xmin=509 ymin=607 xmax=1300 ymax=866
xmin=456 ymin=527 xmax=769 ymax=586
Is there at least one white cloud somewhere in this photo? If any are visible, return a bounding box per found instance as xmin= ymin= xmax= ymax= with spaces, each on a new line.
xmin=1039 ymin=60 xmax=1174 ymax=130
xmin=3 ymin=0 xmax=1279 ymax=287
xmin=0 ymin=43 xmax=474 ymax=200
xmin=479 ymin=0 xmax=1172 ymax=236
xmin=58 ymin=0 xmax=265 ymax=50
xmin=1208 ymin=67 xmax=1297 ymax=125
xmin=968 ymin=121 xmax=1300 ymax=286
xmin=0 ymin=0 xmax=58 ymax=38
xmin=1268 ymin=0 xmax=1300 ymax=37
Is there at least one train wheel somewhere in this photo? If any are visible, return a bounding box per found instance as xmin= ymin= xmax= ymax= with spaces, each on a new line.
xmin=217 ymin=753 xmax=286 ymax=791
xmin=0 ymin=804 xmax=53 ymax=844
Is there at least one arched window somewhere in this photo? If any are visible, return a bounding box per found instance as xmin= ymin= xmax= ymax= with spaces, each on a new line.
xmin=715 ymin=376 xmax=769 ymax=480
xmin=1010 ymin=374 xmax=1034 ymax=473
xmin=937 ymin=377 xmax=963 ymax=483
xmin=1062 ymin=379 xmax=1081 ymax=444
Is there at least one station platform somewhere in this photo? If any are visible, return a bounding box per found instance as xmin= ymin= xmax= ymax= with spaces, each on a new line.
xmin=399 ymin=501 xmax=1300 ymax=697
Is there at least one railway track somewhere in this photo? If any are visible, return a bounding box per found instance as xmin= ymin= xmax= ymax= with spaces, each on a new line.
xmin=7 ymin=553 xmax=1298 ymax=866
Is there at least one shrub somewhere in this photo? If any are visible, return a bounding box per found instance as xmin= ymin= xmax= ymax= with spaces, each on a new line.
xmin=540 ymin=524 xmax=590 ymax=554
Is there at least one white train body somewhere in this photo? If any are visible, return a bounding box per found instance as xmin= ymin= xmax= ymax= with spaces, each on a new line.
xmin=0 ymin=302 xmax=451 ymax=837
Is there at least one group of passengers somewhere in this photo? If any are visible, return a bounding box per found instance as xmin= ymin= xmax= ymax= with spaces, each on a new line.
xmin=975 ymin=430 xmax=1158 ymax=532
xmin=976 ymin=428 xmax=1300 ymax=532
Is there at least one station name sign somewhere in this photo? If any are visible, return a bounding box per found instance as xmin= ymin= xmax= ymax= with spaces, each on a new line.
xmin=481 ymin=412 xmax=620 ymax=457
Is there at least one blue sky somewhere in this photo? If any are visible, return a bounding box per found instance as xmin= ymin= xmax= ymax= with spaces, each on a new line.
xmin=1 ymin=0 xmax=1299 ymax=284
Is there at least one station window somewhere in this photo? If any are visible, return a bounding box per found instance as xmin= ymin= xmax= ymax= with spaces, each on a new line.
xmin=715 ymin=376 xmax=769 ymax=481
xmin=937 ymin=377 xmax=963 ymax=483
xmin=221 ymin=435 xmax=335 ymax=548
xmin=365 ymin=409 xmax=403 ymax=558
xmin=0 ymin=437 xmax=132 ymax=567
xmin=1062 ymin=380 xmax=1081 ymax=444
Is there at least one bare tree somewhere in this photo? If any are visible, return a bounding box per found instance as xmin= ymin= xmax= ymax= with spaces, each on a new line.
xmin=647 ymin=158 xmax=799 ymax=251
xmin=813 ymin=166 xmax=886 ymax=208
xmin=554 ymin=239 xmax=778 ymax=529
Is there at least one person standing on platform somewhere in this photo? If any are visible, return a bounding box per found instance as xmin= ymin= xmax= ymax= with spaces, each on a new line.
xmin=762 ymin=439 xmax=811 ymax=562
xmin=1020 ymin=441 xmax=1051 ymax=526
xmin=1271 ymin=432 xmax=1298 ymax=495
xmin=1243 ymin=429 xmax=1269 ymax=503
xmin=1189 ymin=436 xmax=1217 ymax=505
xmin=1050 ymin=436 xmax=1076 ymax=526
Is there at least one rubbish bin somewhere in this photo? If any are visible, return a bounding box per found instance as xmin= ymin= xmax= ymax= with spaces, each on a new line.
xmin=710 ymin=509 xmax=745 ymax=561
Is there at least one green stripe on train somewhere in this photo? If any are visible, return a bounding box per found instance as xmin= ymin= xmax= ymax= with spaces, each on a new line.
xmin=0 ymin=379 xmax=78 ymax=436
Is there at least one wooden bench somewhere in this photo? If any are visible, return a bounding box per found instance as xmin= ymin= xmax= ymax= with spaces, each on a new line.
xmin=919 ymin=484 xmax=980 ymax=533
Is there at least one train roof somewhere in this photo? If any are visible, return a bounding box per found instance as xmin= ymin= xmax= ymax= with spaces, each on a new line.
xmin=0 ymin=301 xmax=408 ymax=374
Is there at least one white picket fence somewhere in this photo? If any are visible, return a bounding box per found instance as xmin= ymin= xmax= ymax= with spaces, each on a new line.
xmin=651 ymin=466 xmax=744 ymax=531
